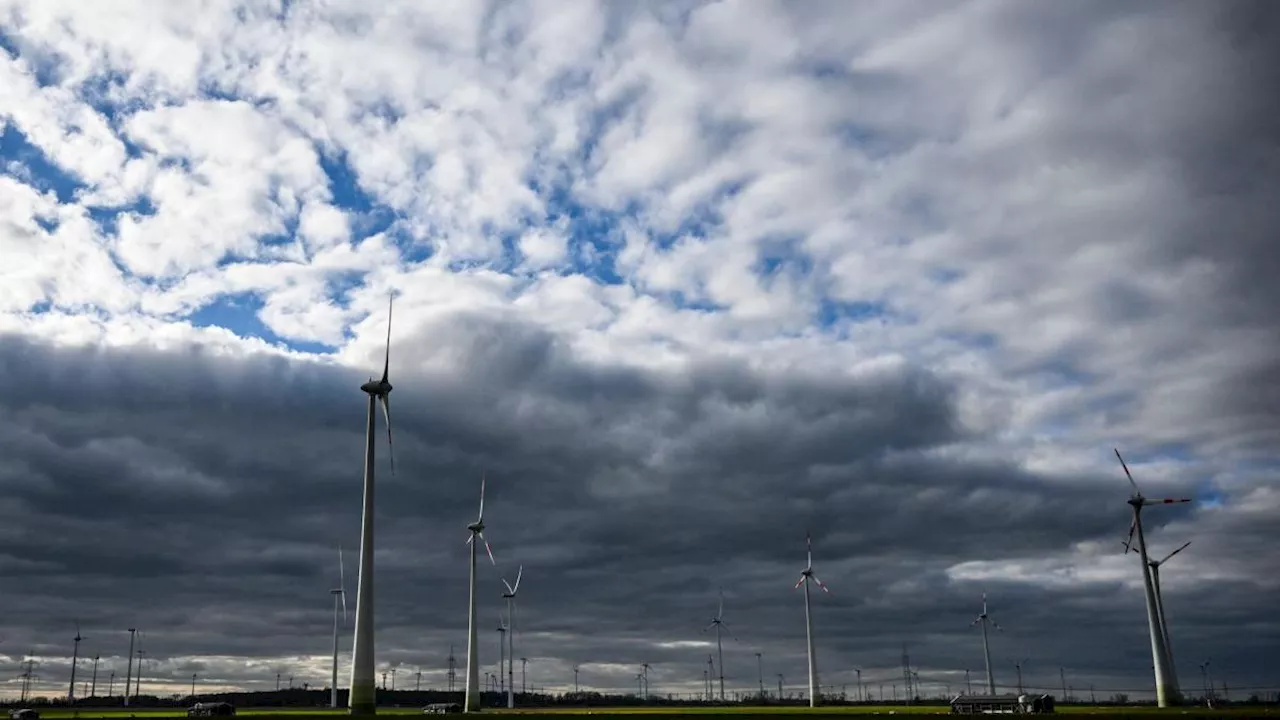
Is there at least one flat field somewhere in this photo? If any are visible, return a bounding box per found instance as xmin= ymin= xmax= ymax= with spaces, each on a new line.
xmin=20 ymin=706 xmax=1279 ymax=720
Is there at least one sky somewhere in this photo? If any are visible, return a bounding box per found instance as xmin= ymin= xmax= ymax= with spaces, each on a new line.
xmin=1 ymin=0 xmax=1279 ymax=704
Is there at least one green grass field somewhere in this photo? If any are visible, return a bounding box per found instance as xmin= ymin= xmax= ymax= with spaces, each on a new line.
xmin=21 ymin=706 xmax=1279 ymax=720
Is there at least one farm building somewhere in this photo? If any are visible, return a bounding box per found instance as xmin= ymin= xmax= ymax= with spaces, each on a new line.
xmin=950 ymin=693 xmax=1055 ymax=714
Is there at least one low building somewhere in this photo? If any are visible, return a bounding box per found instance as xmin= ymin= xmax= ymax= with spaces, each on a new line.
xmin=950 ymin=693 xmax=1055 ymax=714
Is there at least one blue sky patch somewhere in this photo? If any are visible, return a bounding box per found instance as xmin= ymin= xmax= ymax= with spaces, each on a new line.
xmin=189 ymin=292 xmax=336 ymax=354
xmin=1 ymin=124 xmax=85 ymax=204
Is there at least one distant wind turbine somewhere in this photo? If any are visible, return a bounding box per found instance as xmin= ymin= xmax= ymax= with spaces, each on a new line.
xmin=331 ymin=546 xmax=349 ymax=708
xmin=1129 ymin=540 xmax=1192 ymax=679
xmin=502 ymin=565 xmax=523 ymax=709
xmin=702 ymin=588 xmax=732 ymax=701
xmin=1115 ymin=448 xmax=1189 ymax=707
xmin=464 ymin=475 xmax=496 ymax=712
xmin=350 ymin=296 xmax=397 ymax=715
xmin=970 ymin=592 xmax=1001 ymax=695
xmin=68 ymin=621 xmax=82 ymax=702
xmin=793 ymin=532 xmax=830 ymax=708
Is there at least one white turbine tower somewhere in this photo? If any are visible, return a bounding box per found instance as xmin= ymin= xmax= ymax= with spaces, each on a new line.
xmin=350 ymin=296 xmax=397 ymax=715
xmin=464 ymin=475 xmax=496 ymax=713
xmin=793 ymin=532 xmax=830 ymax=707
xmin=701 ymin=588 xmax=731 ymax=702
xmin=1115 ymin=448 xmax=1189 ymax=708
xmin=501 ymin=566 xmax=523 ymax=709
xmin=970 ymin=592 xmax=1001 ymax=695
xmin=1127 ymin=539 xmax=1192 ymax=681
xmin=331 ymin=546 xmax=349 ymax=708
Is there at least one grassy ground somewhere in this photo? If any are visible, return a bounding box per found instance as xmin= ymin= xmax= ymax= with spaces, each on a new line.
xmin=22 ymin=706 xmax=1280 ymax=719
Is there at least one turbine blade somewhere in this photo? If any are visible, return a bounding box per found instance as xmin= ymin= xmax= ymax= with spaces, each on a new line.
xmin=512 ymin=565 xmax=523 ymax=594
xmin=990 ymin=618 xmax=1002 ymax=632
xmin=1143 ymin=497 xmax=1191 ymax=505
xmin=702 ymin=622 xmax=716 ymax=632
xmin=478 ymin=473 xmax=486 ymax=521
xmin=466 ymin=534 xmax=474 ymax=546
xmin=502 ymin=578 xmax=516 ymax=596
xmin=971 ymin=617 xmax=981 ymax=627
xmin=806 ymin=532 xmax=813 ymax=568
xmin=342 ymin=590 xmax=348 ymax=622
xmin=379 ymin=395 xmax=395 ymax=475
xmin=480 ymin=533 xmax=496 ymax=565
xmin=793 ymin=575 xmax=805 ymax=590
xmin=1114 ymin=448 xmax=1140 ymax=495
xmin=381 ymin=294 xmax=392 ymax=384
xmin=1159 ymin=541 xmax=1192 ymax=565
xmin=811 ymin=575 xmax=831 ymax=593
xmin=1123 ymin=517 xmax=1137 ymax=553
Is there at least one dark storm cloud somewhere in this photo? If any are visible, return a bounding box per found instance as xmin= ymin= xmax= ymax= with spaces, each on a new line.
xmin=2 ymin=298 xmax=1276 ymax=699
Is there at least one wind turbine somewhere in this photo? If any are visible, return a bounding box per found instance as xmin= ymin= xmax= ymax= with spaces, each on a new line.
xmin=1115 ymin=448 xmax=1189 ymax=707
xmin=464 ymin=475 xmax=496 ymax=712
xmin=68 ymin=621 xmax=82 ymax=702
xmin=793 ymin=532 xmax=830 ymax=707
xmin=502 ymin=565 xmax=523 ymax=709
xmin=348 ymin=296 xmax=397 ymax=715
xmin=702 ymin=588 xmax=731 ymax=701
xmin=1128 ymin=540 xmax=1191 ymax=679
xmin=970 ymin=592 xmax=1001 ymax=694
xmin=331 ymin=546 xmax=349 ymax=708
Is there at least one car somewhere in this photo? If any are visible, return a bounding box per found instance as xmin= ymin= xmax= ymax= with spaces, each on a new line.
xmin=10 ymin=710 xmax=39 ymax=720
xmin=187 ymin=702 xmax=236 ymax=717
xmin=422 ymin=703 xmax=462 ymax=714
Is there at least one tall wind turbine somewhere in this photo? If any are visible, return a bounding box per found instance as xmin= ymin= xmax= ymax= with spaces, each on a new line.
xmin=702 ymin=588 xmax=731 ymax=701
xmin=501 ymin=566 xmax=523 ymax=709
xmin=1128 ymin=540 xmax=1191 ymax=679
xmin=793 ymin=532 xmax=830 ymax=707
xmin=1115 ymin=448 xmax=1189 ymax=707
xmin=350 ymin=296 xmax=397 ymax=715
xmin=970 ymin=592 xmax=1001 ymax=694
xmin=68 ymin=622 xmax=82 ymax=702
xmin=331 ymin=546 xmax=349 ymax=708
xmin=464 ymin=475 xmax=496 ymax=712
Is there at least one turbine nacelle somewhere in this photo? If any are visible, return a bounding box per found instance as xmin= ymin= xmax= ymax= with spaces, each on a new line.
xmin=360 ymin=378 xmax=393 ymax=396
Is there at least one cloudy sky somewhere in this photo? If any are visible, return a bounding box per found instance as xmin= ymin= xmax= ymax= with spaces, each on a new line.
xmin=2 ymin=0 xmax=1278 ymax=704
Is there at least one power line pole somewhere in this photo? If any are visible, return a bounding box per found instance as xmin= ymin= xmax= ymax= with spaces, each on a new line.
xmin=1060 ymin=666 xmax=1068 ymax=703
xmin=136 ymin=649 xmax=146 ymax=700
xmin=191 ymin=673 xmax=197 ymax=698
xmin=901 ymin=643 xmax=913 ymax=704
xmin=19 ymin=655 xmax=37 ymax=703
xmin=447 ymin=645 xmax=457 ymax=693
xmin=521 ymin=658 xmax=527 ymax=694
xmin=416 ymin=669 xmax=422 ymax=692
